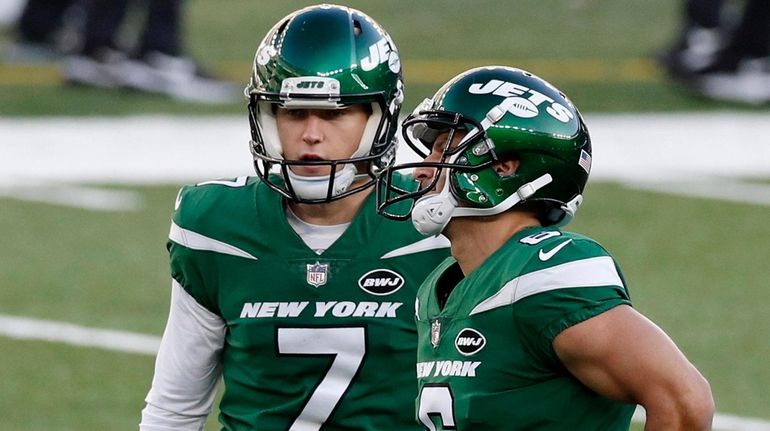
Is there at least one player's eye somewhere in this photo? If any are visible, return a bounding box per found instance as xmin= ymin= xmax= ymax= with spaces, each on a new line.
xmin=318 ymin=109 xmax=348 ymax=120
xmin=277 ymin=108 xmax=309 ymax=120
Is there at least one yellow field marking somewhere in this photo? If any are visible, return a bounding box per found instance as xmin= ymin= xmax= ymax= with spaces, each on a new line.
xmin=0 ymin=58 xmax=663 ymax=87
xmin=0 ymin=63 xmax=62 ymax=86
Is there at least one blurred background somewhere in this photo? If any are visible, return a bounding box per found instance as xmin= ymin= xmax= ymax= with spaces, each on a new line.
xmin=0 ymin=1 xmax=768 ymax=430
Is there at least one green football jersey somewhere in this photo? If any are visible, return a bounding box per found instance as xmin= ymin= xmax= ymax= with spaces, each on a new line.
xmin=415 ymin=226 xmax=636 ymax=430
xmin=168 ymin=175 xmax=450 ymax=430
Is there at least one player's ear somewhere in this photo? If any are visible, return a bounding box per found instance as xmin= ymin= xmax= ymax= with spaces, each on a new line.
xmin=494 ymin=159 xmax=519 ymax=177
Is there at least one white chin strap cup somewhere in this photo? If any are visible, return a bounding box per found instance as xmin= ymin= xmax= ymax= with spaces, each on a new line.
xmin=554 ymin=194 xmax=583 ymax=226
xmin=411 ymin=192 xmax=458 ymax=237
xmin=286 ymin=164 xmax=356 ymax=200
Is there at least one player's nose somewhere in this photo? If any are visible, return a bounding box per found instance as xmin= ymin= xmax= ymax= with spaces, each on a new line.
xmin=301 ymin=114 xmax=324 ymax=145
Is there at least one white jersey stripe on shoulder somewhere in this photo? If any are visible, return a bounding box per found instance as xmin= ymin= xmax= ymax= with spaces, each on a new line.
xmin=380 ymin=235 xmax=450 ymax=259
xmin=169 ymin=221 xmax=257 ymax=260
xmin=470 ymin=256 xmax=623 ymax=315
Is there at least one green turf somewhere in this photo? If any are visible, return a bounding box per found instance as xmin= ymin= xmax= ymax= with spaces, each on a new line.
xmin=1 ymin=182 xmax=769 ymax=427
xmin=0 ymin=185 xmax=175 ymax=334
xmin=0 ymin=337 xmax=152 ymax=430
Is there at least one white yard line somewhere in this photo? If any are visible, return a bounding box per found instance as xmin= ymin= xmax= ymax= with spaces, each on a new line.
xmin=0 ymin=314 xmax=160 ymax=355
xmin=1 ymin=313 xmax=769 ymax=430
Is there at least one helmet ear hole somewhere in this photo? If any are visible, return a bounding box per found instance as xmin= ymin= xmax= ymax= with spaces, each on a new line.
xmin=353 ymin=19 xmax=362 ymax=36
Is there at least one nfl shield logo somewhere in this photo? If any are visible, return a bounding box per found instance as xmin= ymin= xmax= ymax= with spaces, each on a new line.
xmin=306 ymin=262 xmax=329 ymax=287
xmin=430 ymin=319 xmax=441 ymax=348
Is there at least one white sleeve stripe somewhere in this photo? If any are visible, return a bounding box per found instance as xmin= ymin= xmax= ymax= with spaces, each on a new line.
xmin=470 ymin=256 xmax=624 ymax=315
xmin=169 ymin=221 xmax=257 ymax=260
xmin=380 ymin=235 xmax=450 ymax=259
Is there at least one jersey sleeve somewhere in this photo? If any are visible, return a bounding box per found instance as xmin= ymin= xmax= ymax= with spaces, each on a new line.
xmin=511 ymin=237 xmax=632 ymax=365
xmin=166 ymin=185 xmax=220 ymax=315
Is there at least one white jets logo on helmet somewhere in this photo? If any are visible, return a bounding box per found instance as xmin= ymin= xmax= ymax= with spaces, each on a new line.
xmin=361 ymin=38 xmax=400 ymax=73
xmin=506 ymin=97 xmax=539 ymax=118
xmin=468 ymin=79 xmax=575 ymax=123
xmin=256 ymin=45 xmax=277 ymax=66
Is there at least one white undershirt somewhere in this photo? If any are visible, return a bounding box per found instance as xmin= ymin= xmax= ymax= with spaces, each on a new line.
xmin=140 ymin=280 xmax=225 ymax=430
xmin=285 ymin=206 xmax=350 ymax=254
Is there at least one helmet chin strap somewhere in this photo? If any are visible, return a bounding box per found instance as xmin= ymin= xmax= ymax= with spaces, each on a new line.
xmin=411 ymin=173 xmax=554 ymax=237
xmin=552 ymin=194 xmax=583 ymax=227
xmin=410 ymin=182 xmax=459 ymax=237
xmin=286 ymin=164 xmax=357 ymax=200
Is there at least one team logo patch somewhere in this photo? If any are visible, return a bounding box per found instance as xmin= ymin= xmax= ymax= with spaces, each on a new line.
xmin=306 ymin=262 xmax=329 ymax=287
xmin=358 ymin=269 xmax=404 ymax=295
xmin=454 ymin=328 xmax=486 ymax=356
xmin=361 ymin=37 xmax=398 ymax=72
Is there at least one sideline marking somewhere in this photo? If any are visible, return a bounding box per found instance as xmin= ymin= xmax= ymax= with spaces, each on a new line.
xmin=0 ymin=313 xmax=768 ymax=430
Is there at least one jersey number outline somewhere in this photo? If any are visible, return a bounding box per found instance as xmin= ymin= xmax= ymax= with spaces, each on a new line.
xmin=277 ymin=327 xmax=366 ymax=431
xmin=418 ymin=384 xmax=457 ymax=430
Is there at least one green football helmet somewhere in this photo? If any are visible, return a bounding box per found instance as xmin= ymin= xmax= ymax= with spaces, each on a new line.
xmin=246 ymin=4 xmax=404 ymax=203
xmin=377 ymin=66 xmax=591 ymax=236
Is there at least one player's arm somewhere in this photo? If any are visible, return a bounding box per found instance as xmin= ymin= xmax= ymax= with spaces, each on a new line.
xmin=552 ymin=304 xmax=714 ymax=431
xmin=140 ymin=280 xmax=226 ymax=431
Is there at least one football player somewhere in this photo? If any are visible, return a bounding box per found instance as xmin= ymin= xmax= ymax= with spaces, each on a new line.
xmin=377 ymin=66 xmax=714 ymax=430
xmin=139 ymin=5 xmax=449 ymax=430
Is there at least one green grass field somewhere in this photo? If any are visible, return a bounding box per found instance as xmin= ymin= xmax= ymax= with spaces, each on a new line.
xmin=1 ymin=0 xmax=769 ymax=429
xmin=1 ymin=183 xmax=769 ymax=429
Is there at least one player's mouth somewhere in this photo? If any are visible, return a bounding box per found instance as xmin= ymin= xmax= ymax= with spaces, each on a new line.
xmin=294 ymin=154 xmax=331 ymax=176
